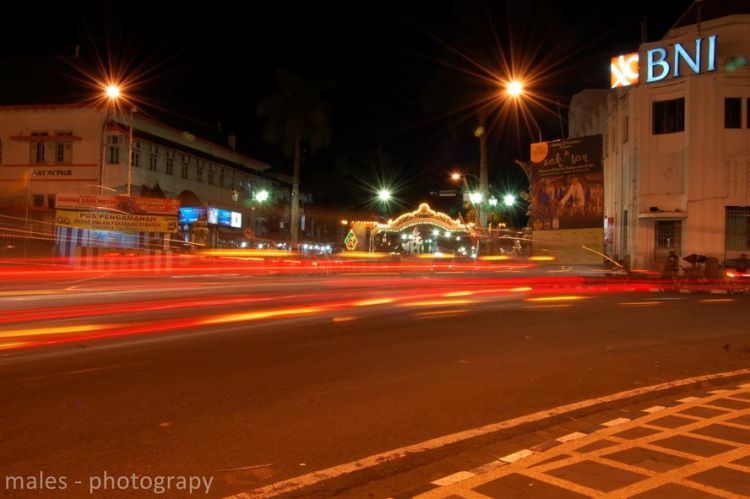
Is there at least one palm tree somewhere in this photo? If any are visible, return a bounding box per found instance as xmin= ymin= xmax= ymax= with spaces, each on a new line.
xmin=258 ymin=70 xmax=331 ymax=243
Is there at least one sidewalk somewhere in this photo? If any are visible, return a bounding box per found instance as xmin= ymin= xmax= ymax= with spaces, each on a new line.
xmin=417 ymin=384 xmax=750 ymax=498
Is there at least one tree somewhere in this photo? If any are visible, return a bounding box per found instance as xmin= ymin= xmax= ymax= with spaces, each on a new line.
xmin=258 ymin=70 xmax=331 ymax=243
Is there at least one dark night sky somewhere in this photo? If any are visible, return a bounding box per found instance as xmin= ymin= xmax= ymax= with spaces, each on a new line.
xmin=1 ymin=0 xmax=692 ymax=212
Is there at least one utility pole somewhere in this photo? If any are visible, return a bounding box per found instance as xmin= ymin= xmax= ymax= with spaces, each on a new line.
xmin=290 ymin=135 xmax=301 ymax=244
xmin=477 ymin=111 xmax=488 ymax=229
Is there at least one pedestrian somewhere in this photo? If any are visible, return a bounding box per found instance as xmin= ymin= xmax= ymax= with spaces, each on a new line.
xmin=663 ymin=250 xmax=679 ymax=279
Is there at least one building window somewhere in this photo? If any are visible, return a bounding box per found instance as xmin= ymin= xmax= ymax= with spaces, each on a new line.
xmin=132 ymin=151 xmax=140 ymax=168
xmin=181 ymin=163 xmax=188 ymax=179
xmin=30 ymin=131 xmax=48 ymax=163
xmin=652 ymin=98 xmax=685 ymax=135
xmin=725 ymin=206 xmax=750 ymax=253
xmin=219 ymin=169 xmax=225 ymax=188
xmin=725 ymin=98 xmax=742 ymax=129
xmin=32 ymin=194 xmax=45 ymax=207
xmin=196 ymin=166 xmax=203 ymax=183
xmin=149 ymin=155 xmax=158 ymax=172
xmin=55 ymin=142 xmax=72 ymax=164
xmin=207 ymin=164 xmax=214 ymax=185
xmin=655 ymin=221 xmax=681 ymax=250
xmin=107 ymin=135 xmax=120 ymax=164
xmin=166 ymin=160 xmax=174 ymax=176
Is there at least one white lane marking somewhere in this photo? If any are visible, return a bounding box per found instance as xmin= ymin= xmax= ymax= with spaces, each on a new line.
xmin=471 ymin=460 xmax=506 ymax=474
xmin=602 ymin=417 xmax=631 ymax=427
xmin=500 ymin=449 xmax=534 ymax=463
xmin=430 ymin=471 xmax=476 ymax=486
xmin=708 ymin=389 xmax=730 ymax=394
xmin=228 ymin=368 xmax=750 ymax=499
xmin=643 ymin=406 xmax=666 ymax=414
xmin=557 ymin=432 xmax=587 ymax=443
xmin=678 ymin=396 xmax=701 ymax=403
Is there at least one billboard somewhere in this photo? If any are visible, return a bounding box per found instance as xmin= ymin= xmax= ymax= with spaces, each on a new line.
xmin=206 ymin=207 xmax=242 ymax=228
xmin=55 ymin=210 xmax=178 ymax=233
xmin=230 ymin=211 xmax=242 ymax=228
xmin=207 ymin=207 xmax=219 ymax=225
xmin=530 ymin=135 xmax=603 ymax=231
xmin=179 ymin=207 xmax=204 ymax=224
xmin=56 ymin=194 xmax=180 ymax=216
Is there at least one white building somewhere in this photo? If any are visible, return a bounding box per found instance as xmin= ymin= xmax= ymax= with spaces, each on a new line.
xmin=569 ymin=5 xmax=750 ymax=270
xmin=0 ymin=104 xmax=291 ymax=251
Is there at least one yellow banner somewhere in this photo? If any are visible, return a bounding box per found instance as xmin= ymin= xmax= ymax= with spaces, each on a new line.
xmin=55 ymin=210 xmax=178 ymax=233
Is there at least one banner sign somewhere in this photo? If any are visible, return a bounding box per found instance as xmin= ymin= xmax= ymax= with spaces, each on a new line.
xmin=207 ymin=207 xmax=242 ymax=228
xmin=530 ymin=135 xmax=604 ymax=231
xmin=54 ymin=210 xmax=178 ymax=233
xmin=56 ymin=194 xmax=180 ymax=216
xmin=179 ymin=207 xmax=204 ymax=224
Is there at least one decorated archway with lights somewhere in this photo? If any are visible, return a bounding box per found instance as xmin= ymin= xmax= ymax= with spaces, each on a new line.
xmin=351 ymin=203 xmax=476 ymax=256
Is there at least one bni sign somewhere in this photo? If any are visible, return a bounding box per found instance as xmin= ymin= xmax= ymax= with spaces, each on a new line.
xmin=610 ymin=34 xmax=717 ymax=88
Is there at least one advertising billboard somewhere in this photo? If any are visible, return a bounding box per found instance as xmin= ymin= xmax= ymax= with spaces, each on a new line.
xmin=217 ymin=209 xmax=232 ymax=227
xmin=179 ymin=207 xmax=204 ymax=224
xmin=207 ymin=207 xmax=219 ymax=225
xmin=230 ymin=211 xmax=242 ymax=228
xmin=55 ymin=210 xmax=178 ymax=233
xmin=56 ymin=194 xmax=180 ymax=216
xmin=530 ymin=135 xmax=604 ymax=231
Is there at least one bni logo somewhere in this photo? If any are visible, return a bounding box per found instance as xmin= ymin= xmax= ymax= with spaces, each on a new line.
xmin=611 ymin=53 xmax=639 ymax=88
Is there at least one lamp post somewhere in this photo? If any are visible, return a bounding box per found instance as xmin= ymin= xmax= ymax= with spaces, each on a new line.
xmin=376 ymin=189 xmax=391 ymax=217
xmin=249 ymin=189 xmax=269 ymax=235
xmin=450 ymin=171 xmax=484 ymax=225
xmin=127 ymin=105 xmax=136 ymax=197
xmin=505 ymin=80 xmax=542 ymax=143
xmin=102 ymin=84 xmax=137 ymax=197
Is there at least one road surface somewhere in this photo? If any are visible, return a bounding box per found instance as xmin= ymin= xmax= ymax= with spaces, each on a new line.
xmin=0 ymin=272 xmax=748 ymax=497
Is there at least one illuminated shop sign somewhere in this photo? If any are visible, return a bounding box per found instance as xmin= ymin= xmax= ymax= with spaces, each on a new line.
xmin=206 ymin=207 xmax=242 ymax=228
xmin=611 ymin=53 xmax=639 ymax=88
xmin=230 ymin=211 xmax=242 ymax=228
xmin=179 ymin=207 xmax=204 ymax=224
xmin=610 ymin=34 xmax=717 ymax=88
xmin=207 ymin=207 xmax=219 ymax=225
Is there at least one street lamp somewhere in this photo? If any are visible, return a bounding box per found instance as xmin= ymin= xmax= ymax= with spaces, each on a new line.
xmin=249 ymin=189 xmax=269 ymax=234
xmin=377 ymin=189 xmax=391 ymax=202
xmin=105 ymin=85 xmax=121 ymax=99
xmin=102 ymin=84 xmax=136 ymax=196
xmin=504 ymin=194 xmax=516 ymax=207
xmin=469 ymin=192 xmax=483 ymax=204
xmin=504 ymin=79 xmax=542 ymax=143
xmin=255 ymin=189 xmax=269 ymax=202
xmin=506 ymin=80 xmax=523 ymax=97
xmin=488 ymin=196 xmax=498 ymax=207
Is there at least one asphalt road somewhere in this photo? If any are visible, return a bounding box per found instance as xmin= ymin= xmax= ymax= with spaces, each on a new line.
xmin=0 ymin=273 xmax=748 ymax=498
